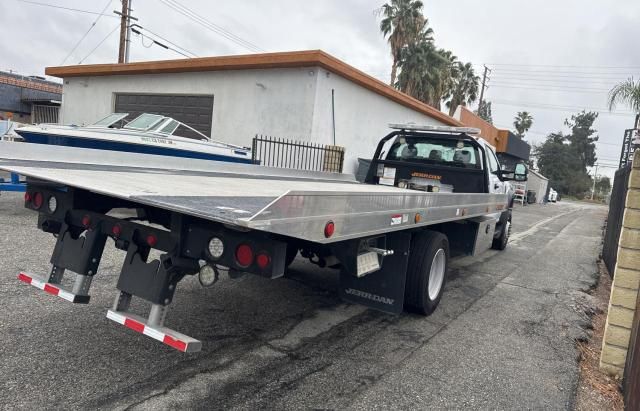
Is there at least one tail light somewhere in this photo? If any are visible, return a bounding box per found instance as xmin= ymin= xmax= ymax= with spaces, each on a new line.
xmin=324 ymin=221 xmax=335 ymax=238
xmin=24 ymin=192 xmax=32 ymax=203
xmin=146 ymin=234 xmax=158 ymax=247
xmin=81 ymin=215 xmax=91 ymax=228
xmin=235 ymin=244 xmax=254 ymax=267
xmin=32 ymin=192 xmax=44 ymax=209
xmin=112 ymin=224 xmax=122 ymax=237
xmin=256 ymin=252 xmax=271 ymax=269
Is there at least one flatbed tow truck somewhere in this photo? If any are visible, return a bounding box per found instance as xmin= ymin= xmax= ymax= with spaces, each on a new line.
xmin=0 ymin=124 xmax=526 ymax=352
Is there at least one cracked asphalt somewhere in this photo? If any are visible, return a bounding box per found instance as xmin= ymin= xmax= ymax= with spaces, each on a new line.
xmin=0 ymin=191 xmax=607 ymax=410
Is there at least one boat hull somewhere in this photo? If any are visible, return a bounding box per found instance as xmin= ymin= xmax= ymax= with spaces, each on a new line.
xmin=16 ymin=129 xmax=253 ymax=164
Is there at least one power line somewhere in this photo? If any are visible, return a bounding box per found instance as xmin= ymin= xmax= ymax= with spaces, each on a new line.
xmin=131 ymin=26 xmax=195 ymax=58
xmin=491 ymin=82 xmax=610 ymax=91
xmin=158 ymin=0 xmax=264 ymax=53
xmin=133 ymin=25 xmax=198 ymax=58
xmin=491 ymin=76 xmax=621 ymax=86
xmin=15 ymin=0 xmax=119 ymax=17
xmin=491 ymin=99 xmax=635 ymax=116
xmin=60 ymin=0 xmax=113 ymax=65
xmin=484 ymin=62 xmax=640 ymax=69
xmin=78 ymin=24 xmax=120 ymax=64
xmin=490 ymin=99 xmax=634 ymax=114
xmin=490 ymin=84 xmax=609 ymax=93
xmin=491 ymin=100 xmax=633 ymax=117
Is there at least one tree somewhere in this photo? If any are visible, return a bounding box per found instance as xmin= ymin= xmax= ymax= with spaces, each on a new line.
xmin=396 ymin=29 xmax=453 ymax=107
xmin=513 ymin=111 xmax=533 ymax=138
xmin=535 ymin=110 xmax=600 ymax=198
xmin=608 ymin=77 xmax=640 ymax=112
xmin=476 ymin=100 xmax=493 ymax=124
xmin=445 ymin=62 xmax=479 ymax=116
xmin=595 ymin=176 xmax=611 ymax=196
xmin=564 ymin=110 xmax=598 ymax=169
xmin=379 ymin=0 xmax=425 ymax=86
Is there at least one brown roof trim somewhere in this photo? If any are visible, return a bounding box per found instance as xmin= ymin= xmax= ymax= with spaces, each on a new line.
xmin=46 ymin=50 xmax=461 ymax=126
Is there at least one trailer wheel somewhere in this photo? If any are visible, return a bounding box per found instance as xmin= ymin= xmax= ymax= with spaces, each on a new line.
xmin=492 ymin=214 xmax=511 ymax=250
xmin=404 ymin=231 xmax=449 ymax=315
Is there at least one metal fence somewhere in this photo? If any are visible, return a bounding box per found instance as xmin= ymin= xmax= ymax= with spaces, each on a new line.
xmin=602 ymin=164 xmax=632 ymax=276
xmin=32 ymin=104 xmax=59 ymax=124
xmin=252 ymin=135 xmax=345 ymax=173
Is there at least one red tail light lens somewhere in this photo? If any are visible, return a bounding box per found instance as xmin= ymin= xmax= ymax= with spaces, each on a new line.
xmin=256 ymin=253 xmax=271 ymax=269
xmin=324 ymin=221 xmax=335 ymax=238
xmin=81 ymin=215 xmax=91 ymax=228
xmin=32 ymin=192 xmax=44 ymax=209
xmin=112 ymin=224 xmax=122 ymax=237
xmin=146 ymin=234 xmax=158 ymax=247
xmin=24 ymin=192 xmax=32 ymax=203
xmin=235 ymin=244 xmax=254 ymax=267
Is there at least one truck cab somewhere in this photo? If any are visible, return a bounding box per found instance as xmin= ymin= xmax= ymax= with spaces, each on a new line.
xmin=364 ymin=123 xmax=527 ymax=249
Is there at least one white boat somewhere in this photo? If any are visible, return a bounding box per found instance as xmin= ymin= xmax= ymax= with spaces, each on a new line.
xmin=14 ymin=113 xmax=252 ymax=163
xmin=0 ymin=120 xmax=25 ymax=142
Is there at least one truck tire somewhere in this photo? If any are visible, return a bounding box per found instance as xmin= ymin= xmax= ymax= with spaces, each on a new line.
xmin=404 ymin=231 xmax=449 ymax=315
xmin=492 ymin=213 xmax=511 ymax=250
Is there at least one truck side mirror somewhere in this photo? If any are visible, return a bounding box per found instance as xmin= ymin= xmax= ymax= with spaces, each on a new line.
xmin=514 ymin=163 xmax=528 ymax=182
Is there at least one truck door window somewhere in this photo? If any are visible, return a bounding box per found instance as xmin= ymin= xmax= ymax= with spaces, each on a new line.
xmin=487 ymin=149 xmax=500 ymax=174
xmin=385 ymin=136 xmax=480 ymax=169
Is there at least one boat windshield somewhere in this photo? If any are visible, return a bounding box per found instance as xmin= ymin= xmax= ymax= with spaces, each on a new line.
xmin=124 ymin=114 xmax=165 ymax=131
xmin=92 ymin=113 xmax=129 ymax=127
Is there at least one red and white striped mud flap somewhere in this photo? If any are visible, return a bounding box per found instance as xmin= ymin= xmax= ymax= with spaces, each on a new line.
xmin=17 ymin=272 xmax=90 ymax=304
xmin=106 ymin=310 xmax=202 ymax=353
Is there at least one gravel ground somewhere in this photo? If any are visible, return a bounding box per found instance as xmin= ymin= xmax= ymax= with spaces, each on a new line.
xmin=0 ymin=192 xmax=607 ymax=409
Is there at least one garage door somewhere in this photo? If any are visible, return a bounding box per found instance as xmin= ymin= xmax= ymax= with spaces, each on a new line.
xmin=114 ymin=93 xmax=214 ymax=139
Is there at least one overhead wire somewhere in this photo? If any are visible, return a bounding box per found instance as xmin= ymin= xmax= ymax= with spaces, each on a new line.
xmin=59 ymin=0 xmax=113 ymax=65
xmin=133 ymin=25 xmax=198 ymax=58
xmin=78 ymin=24 xmax=120 ymax=64
xmin=490 ymin=99 xmax=635 ymax=116
xmin=158 ymin=0 xmax=264 ymax=53
xmin=15 ymin=0 xmax=119 ymax=17
xmin=131 ymin=27 xmax=193 ymax=58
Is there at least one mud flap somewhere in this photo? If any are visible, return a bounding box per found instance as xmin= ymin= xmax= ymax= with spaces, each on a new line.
xmin=338 ymin=231 xmax=411 ymax=314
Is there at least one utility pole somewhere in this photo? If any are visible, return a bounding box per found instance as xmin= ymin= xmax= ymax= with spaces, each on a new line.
xmin=117 ymin=0 xmax=132 ymax=63
xmin=591 ymin=164 xmax=599 ymax=200
xmin=478 ymin=65 xmax=491 ymax=112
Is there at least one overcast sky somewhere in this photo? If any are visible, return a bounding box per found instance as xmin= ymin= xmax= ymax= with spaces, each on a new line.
xmin=2 ymin=0 xmax=639 ymax=178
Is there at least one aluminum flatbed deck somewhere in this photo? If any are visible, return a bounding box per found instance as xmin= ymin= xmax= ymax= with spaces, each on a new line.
xmin=0 ymin=142 xmax=506 ymax=243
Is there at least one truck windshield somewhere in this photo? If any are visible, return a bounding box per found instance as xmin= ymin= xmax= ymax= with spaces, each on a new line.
xmin=384 ymin=136 xmax=481 ymax=169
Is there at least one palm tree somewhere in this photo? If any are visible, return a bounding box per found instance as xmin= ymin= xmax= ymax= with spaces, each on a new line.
xmin=608 ymin=77 xmax=640 ymax=113
xmin=513 ymin=111 xmax=534 ymax=138
xmin=396 ymin=26 xmax=447 ymax=106
xmin=445 ymin=62 xmax=479 ymax=116
xmin=379 ymin=0 xmax=425 ymax=86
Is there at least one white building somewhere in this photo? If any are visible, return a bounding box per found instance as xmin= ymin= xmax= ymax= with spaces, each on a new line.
xmin=47 ymin=50 xmax=460 ymax=173
xmin=526 ymin=169 xmax=549 ymax=204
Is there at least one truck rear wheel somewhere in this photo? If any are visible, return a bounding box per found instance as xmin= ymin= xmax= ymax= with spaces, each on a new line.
xmin=492 ymin=213 xmax=511 ymax=250
xmin=404 ymin=231 xmax=449 ymax=315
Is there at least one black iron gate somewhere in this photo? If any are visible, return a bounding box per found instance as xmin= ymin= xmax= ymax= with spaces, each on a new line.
xmin=252 ymin=135 xmax=345 ymax=173
xmin=602 ymin=164 xmax=632 ymax=276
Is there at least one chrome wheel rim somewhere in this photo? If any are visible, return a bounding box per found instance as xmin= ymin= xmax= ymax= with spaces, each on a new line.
xmin=428 ymin=248 xmax=446 ymax=300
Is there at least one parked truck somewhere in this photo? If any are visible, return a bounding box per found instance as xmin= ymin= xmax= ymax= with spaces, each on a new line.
xmin=0 ymin=124 xmax=527 ymax=352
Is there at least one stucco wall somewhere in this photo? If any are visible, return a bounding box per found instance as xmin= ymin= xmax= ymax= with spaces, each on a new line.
xmin=60 ymin=66 xmax=447 ymax=174
xmin=60 ymin=68 xmax=317 ymax=142
xmin=311 ymin=68 xmax=446 ymax=173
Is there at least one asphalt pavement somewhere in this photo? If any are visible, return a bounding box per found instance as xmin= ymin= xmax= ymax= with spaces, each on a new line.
xmin=0 ymin=192 xmax=607 ymax=410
